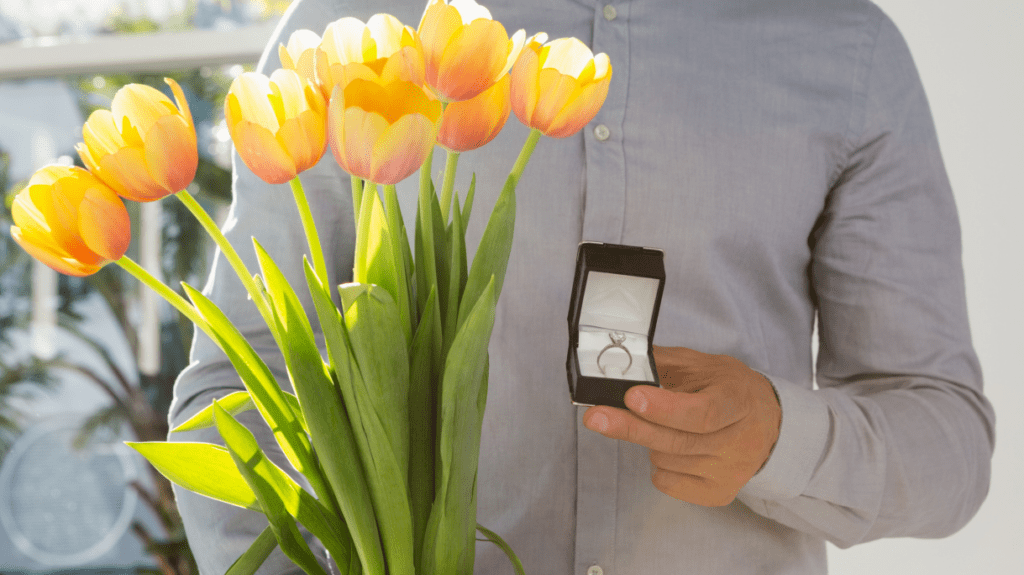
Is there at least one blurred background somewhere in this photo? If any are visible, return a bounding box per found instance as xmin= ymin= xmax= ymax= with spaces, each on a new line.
xmin=0 ymin=1 xmax=1020 ymax=574
xmin=0 ymin=1 xmax=286 ymax=573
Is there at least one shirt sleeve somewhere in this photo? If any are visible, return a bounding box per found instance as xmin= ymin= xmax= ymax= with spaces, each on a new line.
xmin=736 ymin=12 xmax=995 ymax=548
xmin=166 ymin=0 xmax=356 ymax=572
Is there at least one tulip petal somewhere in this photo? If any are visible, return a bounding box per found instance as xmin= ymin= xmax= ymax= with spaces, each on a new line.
xmin=231 ymin=121 xmax=297 ymax=184
xmin=531 ymin=68 xmax=579 ymax=133
xmin=99 ymin=147 xmax=167 ymax=202
xmin=165 ymin=78 xmax=195 ymax=132
xmin=371 ymin=113 xmax=436 ymax=185
xmin=367 ymin=14 xmax=406 ymax=56
xmin=82 ymin=110 xmax=126 ymax=156
xmin=277 ymin=111 xmax=326 ymax=174
xmin=340 ymin=107 xmax=388 ymax=180
xmin=510 ymin=43 xmax=541 ymax=127
xmin=31 ymin=178 xmax=93 ymax=263
xmin=230 ymin=74 xmax=280 ymax=132
xmin=500 ymin=29 xmax=527 ymax=77
xmin=79 ymin=186 xmax=131 ymax=260
xmin=541 ymin=37 xmax=594 ymax=77
xmin=436 ymin=19 xmax=508 ymax=101
xmin=438 ymin=75 xmax=509 ymax=152
xmin=113 ymin=84 xmax=176 ymax=136
xmin=11 ymin=226 xmax=99 ymax=276
xmin=144 ymin=115 xmax=199 ymax=195
xmin=419 ymin=2 xmax=462 ymax=88
xmin=545 ymin=75 xmax=611 ymax=138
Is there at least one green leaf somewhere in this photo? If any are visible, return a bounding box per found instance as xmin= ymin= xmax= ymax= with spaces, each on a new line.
xmin=126 ymin=441 xmax=259 ymax=510
xmin=253 ymin=241 xmax=347 ymax=516
xmin=354 ymin=184 xmax=410 ymax=347
xmin=407 ymin=286 xmax=440 ymax=571
xmin=461 ymin=173 xmax=477 ymax=226
xmin=214 ymin=402 xmax=331 ymax=575
xmin=443 ymin=192 xmax=465 ymax=358
xmin=458 ymin=175 xmax=515 ymax=332
xmin=343 ymin=284 xmax=415 ymax=575
xmin=226 ymin=526 xmax=277 ymax=575
xmin=423 ymin=277 xmax=497 ymax=575
xmin=385 ymin=184 xmax=415 ymax=343
xmin=172 ymin=390 xmax=307 ymax=435
xmin=181 ymin=283 xmax=315 ymax=480
xmin=302 ymin=262 xmax=386 ymax=575
xmin=476 ymin=524 xmax=524 ymax=575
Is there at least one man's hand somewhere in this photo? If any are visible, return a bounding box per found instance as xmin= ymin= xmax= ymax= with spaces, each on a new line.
xmin=583 ymin=346 xmax=782 ymax=506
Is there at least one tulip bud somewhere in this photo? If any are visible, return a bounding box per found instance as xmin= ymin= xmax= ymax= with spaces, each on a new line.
xmin=511 ymin=35 xmax=612 ymax=138
xmin=10 ymin=165 xmax=131 ymax=277
xmin=328 ymin=78 xmax=441 ymax=185
xmin=76 ymin=78 xmax=198 ymax=202
xmin=418 ymin=0 xmax=525 ymax=102
xmin=225 ymin=69 xmax=328 ymax=184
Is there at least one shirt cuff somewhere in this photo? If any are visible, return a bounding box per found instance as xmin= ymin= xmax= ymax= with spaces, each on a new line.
xmin=739 ymin=372 xmax=830 ymax=501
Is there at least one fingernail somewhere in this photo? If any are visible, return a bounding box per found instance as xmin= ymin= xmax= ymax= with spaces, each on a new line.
xmin=587 ymin=412 xmax=609 ymax=433
xmin=627 ymin=390 xmax=648 ymax=413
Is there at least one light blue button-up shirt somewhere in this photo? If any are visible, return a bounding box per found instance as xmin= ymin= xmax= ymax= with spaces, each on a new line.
xmin=169 ymin=1 xmax=995 ymax=573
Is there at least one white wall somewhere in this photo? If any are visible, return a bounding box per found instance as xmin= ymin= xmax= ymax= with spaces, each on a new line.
xmin=827 ymin=1 xmax=1024 ymax=573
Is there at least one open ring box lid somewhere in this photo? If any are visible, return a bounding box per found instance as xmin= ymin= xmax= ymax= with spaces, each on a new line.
xmin=567 ymin=241 xmax=666 ymax=408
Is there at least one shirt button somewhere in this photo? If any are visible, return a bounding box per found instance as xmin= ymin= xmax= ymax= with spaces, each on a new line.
xmin=594 ymin=124 xmax=610 ymax=141
xmin=587 ymin=566 xmax=604 ymax=575
xmin=603 ymin=4 xmax=617 ymax=21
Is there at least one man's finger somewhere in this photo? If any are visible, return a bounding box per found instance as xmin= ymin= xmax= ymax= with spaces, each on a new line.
xmin=624 ymin=384 xmax=747 ymax=434
xmin=583 ymin=406 xmax=726 ymax=455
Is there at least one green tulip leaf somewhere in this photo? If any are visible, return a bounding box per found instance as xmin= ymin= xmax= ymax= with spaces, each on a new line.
xmin=181 ymin=283 xmax=314 ymax=479
xmin=126 ymin=441 xmax=259 ymax=511
xmin=458 ymin=175 xmax=515 ymax=332
xmin=171 ymin=390 xmax=306 ymax=435
xmin=225 ymin=525 xmax=277 ymax=575
xmin=214 ymin=402 xmax=332 ymax=575
xmin=301 ymin=260 xmax=387 ymax=575
xmin=423 ymin=276 xmax=497 ymax=575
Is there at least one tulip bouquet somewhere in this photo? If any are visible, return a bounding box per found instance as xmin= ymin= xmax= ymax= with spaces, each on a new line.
xmin=7 ymin=0 xmax=610 ymax=574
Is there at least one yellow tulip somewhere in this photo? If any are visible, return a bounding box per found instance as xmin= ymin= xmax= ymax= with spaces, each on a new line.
xmin=315 ymin=14 xmax=425 ymax=100
xmin=76 ymin=78 xmax=197 ymax=202
xmin=511 ymin=34 xmax=612 ymax=138
xmin=278 ymin=28 xmax=322 ymax=87
xmin=418 ymin=0 xmax=525 ymax=102
xmin=437 ymin=74 xmax=510 ymax=152
xmin=225 ymin=69 xmax=327 ymax=185
xmin=328 ymin=78 xmax=441 ymax=185
xmin=10 ymin=165 xmax=131 ymax=277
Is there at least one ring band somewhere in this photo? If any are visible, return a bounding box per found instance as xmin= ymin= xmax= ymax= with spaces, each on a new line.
xmin=597 ymin=331 xmax=632 ymax=376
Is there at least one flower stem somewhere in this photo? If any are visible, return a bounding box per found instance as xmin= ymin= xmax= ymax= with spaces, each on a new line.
xmin=351 ymin=176 xmax=364 ymax=231
xmin=173 ymin=190 xmax=277 ymax=339
xmin=439 ymin=149 xmax=460 ymax=225
xmin=115 ymin=255 xmax=207 ymax=333
xmin=510 ymin=128 xmax=542 ymax=188
xmin=289 ymin=177 xmax=328 ymax=288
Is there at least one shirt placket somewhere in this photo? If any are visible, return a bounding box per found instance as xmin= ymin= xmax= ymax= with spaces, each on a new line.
xmin=576 ymin=2 xmax=630 ymax=575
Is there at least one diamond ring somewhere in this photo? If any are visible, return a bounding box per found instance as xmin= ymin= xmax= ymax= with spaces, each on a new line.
xmin=597 ymin=330 xmax=632 ymax=376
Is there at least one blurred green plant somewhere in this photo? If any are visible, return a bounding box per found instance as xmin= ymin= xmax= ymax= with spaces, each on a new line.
xmin=0 ymin=21 xmax=257 ymax=575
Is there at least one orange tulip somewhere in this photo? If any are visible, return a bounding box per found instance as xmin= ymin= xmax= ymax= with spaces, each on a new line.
xmin=10 ymin=165 xmax=131 ymax=277
xmin=328 ymin=78 xmax=441 ymax=185
xmin=437 ymin=74 xmax=510 ymax=152
xmin=315 ymin=14 xmax=425 ymax=101
xmin=278 ymin=28 xmax=321 ymax=87
xmin=418 ymin=0 xmax=525 ymax=102
xmin=76 ymin=78 xmax=197 ymax=202
xmin=511 ymin=34 xmax=612 ymax=138
xmin=225 ymin=69 xmax=328 ymax=185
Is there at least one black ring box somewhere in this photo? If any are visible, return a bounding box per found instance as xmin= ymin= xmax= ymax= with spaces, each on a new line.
xmin=566 ymin=241 xmax=666 ymax=408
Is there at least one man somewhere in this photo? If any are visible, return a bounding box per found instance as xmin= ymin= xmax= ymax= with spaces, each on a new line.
xmin=169 ymin=0 xmax=995 ymax=573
